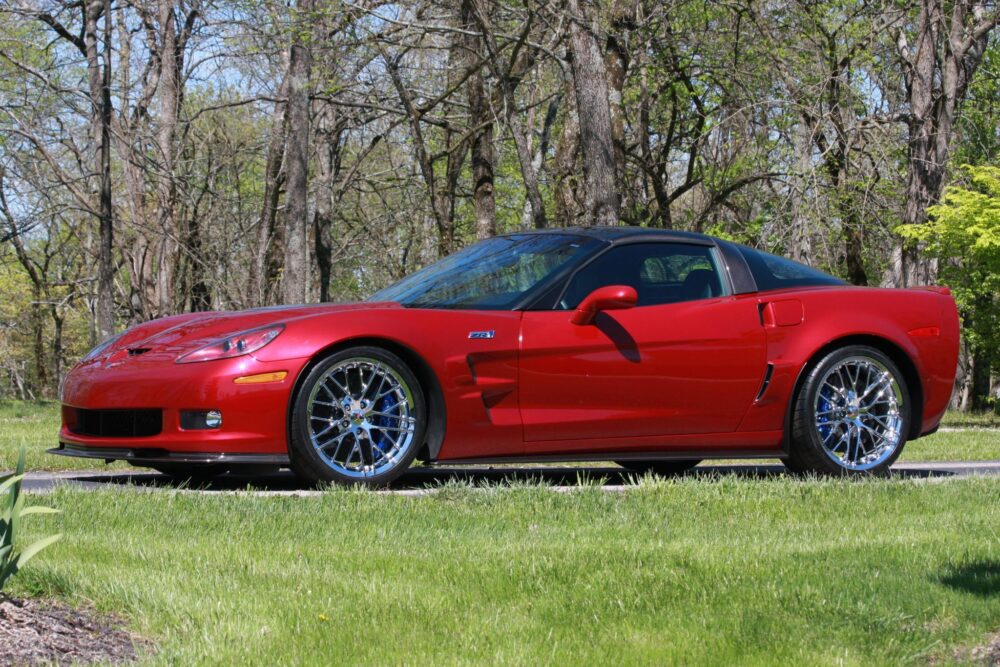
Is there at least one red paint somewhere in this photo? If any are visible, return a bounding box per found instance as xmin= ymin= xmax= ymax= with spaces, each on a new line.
xmin=570 ymin=285 xmax=638 ymax=325
xmin=761 ymin=299 xmax=804 ymax=327
xmin=59 ymin=284 xmax=960 ymax=464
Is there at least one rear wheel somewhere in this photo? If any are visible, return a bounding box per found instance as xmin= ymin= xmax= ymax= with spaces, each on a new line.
xmin=785 ymin=345 xmax=910 ymax=476
xmin=616 ymin=460 xmax=701 ymax=476
xmin=289 ymin=346 xmax=426 ymax=487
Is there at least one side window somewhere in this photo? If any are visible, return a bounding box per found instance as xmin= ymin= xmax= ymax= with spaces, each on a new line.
xmin=560 ymin=243 xmax=726 ymax=309
xmin=736 ymin=245 xmax=846 ymax=291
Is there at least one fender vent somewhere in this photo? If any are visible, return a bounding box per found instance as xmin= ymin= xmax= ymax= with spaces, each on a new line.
xmin=755 ymin=363 xmax=775 ymax=401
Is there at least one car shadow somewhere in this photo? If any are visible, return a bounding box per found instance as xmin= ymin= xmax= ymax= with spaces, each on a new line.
xmin=939 ymin=561 xmax=1000 ymax=597
xmin=68 ymin=463 xmax=955 ymax=493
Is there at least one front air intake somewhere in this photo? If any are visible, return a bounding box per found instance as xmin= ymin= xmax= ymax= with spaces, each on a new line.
xmin=66 ymin=408 xmax=163 ymax=438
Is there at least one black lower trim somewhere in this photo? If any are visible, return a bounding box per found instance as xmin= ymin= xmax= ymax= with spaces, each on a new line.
xmin=49 ymin=443 xmax=289 ymax=466
xmin=434 ymin=449 xmax=783 ymax=466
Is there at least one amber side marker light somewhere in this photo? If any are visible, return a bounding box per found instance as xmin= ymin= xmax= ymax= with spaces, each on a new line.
xmin=234 ymin=371 xmax=288 ymax=384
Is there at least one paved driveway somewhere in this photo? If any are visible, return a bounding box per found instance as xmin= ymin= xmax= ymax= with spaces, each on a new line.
xmin=21 ymin=460 xmax=1000 ymax=497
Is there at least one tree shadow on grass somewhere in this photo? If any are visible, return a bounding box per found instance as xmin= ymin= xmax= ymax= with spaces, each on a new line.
xmin=61 ymin=462 xmax=954 ymax=493
xmin=939 ymin=561 xmax=1000 ymax=597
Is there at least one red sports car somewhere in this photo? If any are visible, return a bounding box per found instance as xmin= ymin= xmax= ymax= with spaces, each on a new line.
xmin=52 ymin=227 xmax=960 ymax=484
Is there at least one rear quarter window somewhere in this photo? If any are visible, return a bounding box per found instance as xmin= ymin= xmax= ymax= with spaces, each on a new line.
xmin=737 ymin=246 xmax=846 ymax=291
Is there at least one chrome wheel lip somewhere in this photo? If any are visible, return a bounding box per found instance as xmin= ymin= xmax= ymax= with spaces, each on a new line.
xmin=813 ymin=355 xmax=904 ymax=471
xmin=306 ymin=357 xmax=416 ymax=479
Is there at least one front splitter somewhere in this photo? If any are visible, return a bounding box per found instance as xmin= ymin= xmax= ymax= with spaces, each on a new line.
xmin=49 ymin=443 xmax=289 ymax=466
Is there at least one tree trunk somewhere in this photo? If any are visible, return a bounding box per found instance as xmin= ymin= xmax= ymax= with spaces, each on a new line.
xmin=522 ymin=96 xmax=559 ymax=229
xmin=553 ymin=78 xmax=582 ymax=226
xmin=280 ymin=0 xmax=314 ymax=305
xmin=971 ymin=348 xmax=992 ymax=412
xmin=566 ymin=0 xmax=620 ymax=226
xmin=251 ymin=70 xmax=290 ymax=307
xmin=83 ymin=0 xmax=115 ymax=337
xmin=30 ymin=285 xmax=47 ymax=393
xmin=463 ymin=0 xmax=495 ymax=240
xmin=313 ymin=106 xmax=343 ymax=302
xmin=151 ymin=0 xmax=182 ymax=316
xmin=604 ymin=0 xmax=633 ymax=214
xmin=50 ymin=304 xmax=64 ymax=393
xmin=469 ymin=3 xmax=546 ymax=228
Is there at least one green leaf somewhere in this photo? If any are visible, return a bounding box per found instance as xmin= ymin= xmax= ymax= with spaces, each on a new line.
xmin=14 ymin=533 xmax=62 ymax=571
xmin=19 ymin=506 xmax=61 ymax=517
xmin=0 ymin=474 xmax=25 ymax=496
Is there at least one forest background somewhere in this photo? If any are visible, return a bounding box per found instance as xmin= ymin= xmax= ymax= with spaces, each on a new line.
xmin=0 ymin=0 xmax=998 ymax=409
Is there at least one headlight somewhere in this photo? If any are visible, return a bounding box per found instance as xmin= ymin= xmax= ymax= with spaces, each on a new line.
xmin=81 ymin=332 xmax=124 ymax=362
xmin=176 ymin=325 xmax=284 ymax=364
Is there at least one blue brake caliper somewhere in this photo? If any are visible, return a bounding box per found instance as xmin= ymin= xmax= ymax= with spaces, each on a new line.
xmin=817 ymin=388 xmax=834 ymax=442
xmin=373 ymin=392 xmax=398 ymax=456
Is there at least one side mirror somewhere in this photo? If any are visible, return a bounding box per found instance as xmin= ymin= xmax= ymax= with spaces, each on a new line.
xmin=570 ymin=285 xmax=638 ymax=325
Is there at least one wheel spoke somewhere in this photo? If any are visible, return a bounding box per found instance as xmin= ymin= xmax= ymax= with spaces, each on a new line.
xmin=306 ymin=357 xmax=416 ymax=479
xmin=813 ymin=356 xmax=903 ymax=471
xmin=372 ymin=424 xmax=415 ymax=434
xmin=324 ymin=373 xmax=351 ymax=399
xmin=366 ymin=409 xmax=402 ymax=419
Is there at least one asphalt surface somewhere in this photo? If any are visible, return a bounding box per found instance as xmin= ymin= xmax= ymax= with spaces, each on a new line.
xmin=19 ymin=460 xmax=1000 ymax=496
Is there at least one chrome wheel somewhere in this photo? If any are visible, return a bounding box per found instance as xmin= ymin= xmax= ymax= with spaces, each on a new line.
xmin=306 ymin=357 xmax=417 ymax=479
xmin=813 ymin=355 xmax=904 ymax=471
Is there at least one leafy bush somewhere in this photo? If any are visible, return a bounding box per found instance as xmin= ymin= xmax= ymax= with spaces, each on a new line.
xmin=1 ymin=447 xmax=61 ymax=592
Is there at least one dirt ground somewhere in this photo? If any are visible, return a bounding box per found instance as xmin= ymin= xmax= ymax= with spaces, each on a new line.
xmin=0 ymin=596 xmax=147 ymax=666
xmin=969 ymin=632 xmax=1000 ymax=666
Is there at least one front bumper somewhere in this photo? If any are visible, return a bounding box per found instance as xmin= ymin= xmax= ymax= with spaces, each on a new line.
xmin=57 ymin=353 xmax=310 ymax=459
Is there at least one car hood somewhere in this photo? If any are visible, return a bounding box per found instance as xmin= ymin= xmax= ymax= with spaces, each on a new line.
xmin=86 ymin=301 xmax=401 ymax=364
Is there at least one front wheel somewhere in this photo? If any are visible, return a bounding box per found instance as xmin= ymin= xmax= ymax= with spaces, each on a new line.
xmin=289 ymin=346 xmax=426 ymax=487
xmin=785 ymin=345 xmax=910 ymax=476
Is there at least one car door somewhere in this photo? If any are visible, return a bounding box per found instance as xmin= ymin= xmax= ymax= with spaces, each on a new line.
xmin=518 ymin=241 xmax=767 ymax=450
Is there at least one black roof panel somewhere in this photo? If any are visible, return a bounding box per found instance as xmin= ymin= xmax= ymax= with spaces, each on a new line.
xmin=505 ymin=225 xmax=715 ymax=244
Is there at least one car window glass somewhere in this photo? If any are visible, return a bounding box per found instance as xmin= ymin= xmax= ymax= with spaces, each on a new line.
xmin=559 ymin=243 xmax=726 ymax=309
xmin=736 ymin=245 xmax=846 ymax=291
xmin=370 ymin=234 xmax=601 ymax=309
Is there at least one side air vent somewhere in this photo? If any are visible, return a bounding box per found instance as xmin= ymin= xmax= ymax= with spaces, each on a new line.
xmin=755 ymin=363 xmax=775 ymax=401
xmin=128 ymin=347 xmax=152 ymax=356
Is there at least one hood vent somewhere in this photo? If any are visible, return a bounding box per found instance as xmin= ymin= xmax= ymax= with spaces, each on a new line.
xmin=127 ymin=347 xmax=152 ymax=356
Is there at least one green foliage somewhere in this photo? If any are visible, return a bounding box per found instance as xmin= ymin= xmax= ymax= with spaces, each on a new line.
xmin=897 ymin=165 xmax=1000 ymax=364
xmin=954 ymin=42 xmax=1000 ymax=166
xmin=1 ymin=447 xmax=62 ymax=592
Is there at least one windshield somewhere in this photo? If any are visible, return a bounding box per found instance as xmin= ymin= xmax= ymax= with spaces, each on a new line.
xmin=370 ymin=234 xmax=601 ymax=309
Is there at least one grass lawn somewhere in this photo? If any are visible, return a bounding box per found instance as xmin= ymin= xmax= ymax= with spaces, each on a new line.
xmin=9 ymin=478 xmax=1000 ymax=665
xmin=3 ymin=400 xmax=997 ymax=473
xmin=4 ymin=400 xmax=1000 ymax=663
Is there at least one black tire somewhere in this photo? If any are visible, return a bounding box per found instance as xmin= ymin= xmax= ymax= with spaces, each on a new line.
xmin=616 ymin=460 xmax=701 ymax=476
xmin=784 ymin=345 xmax=910 ymax=476
xmin=148 ymin=463 xmax=228 ymax=480
xmin=289 ymin=346 xmax=426 ymax=487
